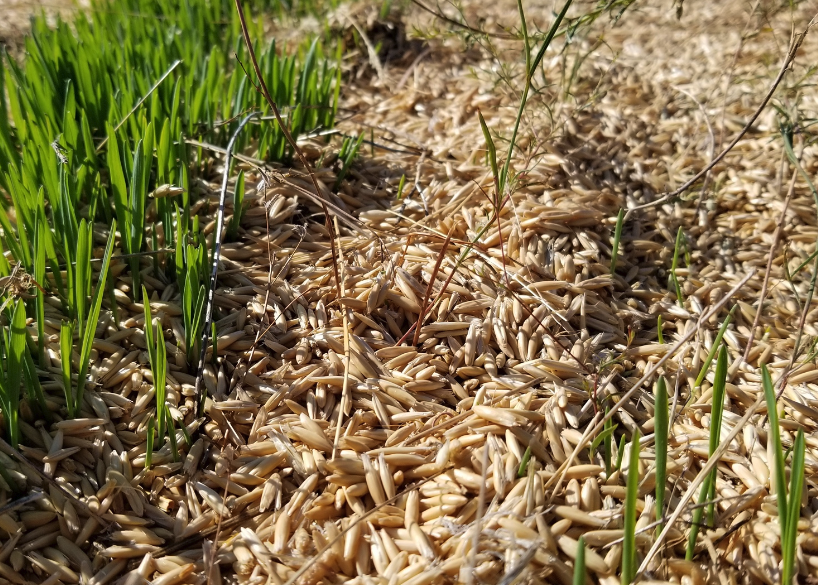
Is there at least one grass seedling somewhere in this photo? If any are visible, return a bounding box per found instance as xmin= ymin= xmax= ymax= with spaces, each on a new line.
xmin=517 ymin=446 xmax=532 ymax=478
xmin=763 ymin=364 xmax=806 ymax=585
xmin=227 ymin=171 xmax=246 ymax=241
xmin=143 ymin=287 xmax=167 ymax=445
xmin=615 ymin=433 xmax=627 ymax=472
xmin=59 ymin=221 xmax=116 ymax=418
xmin=657 ymin=315 xmax=664 ymax=344
xmin=573 ymin=536 xmax=586 ymax=585
xmin=654 ymin=376 xmax=668 ymax=533
xmin=0 ymin=300 xmax=27 ymax=447
xmin=145 ymin=415 xmax=155 ymax=469
xmin=396 ymin=174 xmax=406 ymax=199
xmin=693 ymin=306 xmax=736 ymax=389
xmin=611 ymin=208 xmax=624 ymax=274
xmin=686 ymin=344 xmax=727 ymax=560
xmin=622 ymin=430 xmax=640 ymax=585
xmin=589 ymin=413 xmax=617 ymax=477
xmin=670 ymin=226 xmax=685 ymax=307
xmin=334 ymin=133 xmax=365 ymax=189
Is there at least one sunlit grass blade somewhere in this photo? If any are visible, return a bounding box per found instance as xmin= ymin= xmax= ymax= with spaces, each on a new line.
xmin=654 ymin=376 xmax=668 ymax=533
xmin=622 ymin=430 xmax=640 ymax=585
xmin=60 ymin=320 xmax=74 ymax=415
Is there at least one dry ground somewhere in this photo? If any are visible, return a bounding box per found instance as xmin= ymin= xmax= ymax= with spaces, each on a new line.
xmin=3 ymin=1 xmax=818 ymax=584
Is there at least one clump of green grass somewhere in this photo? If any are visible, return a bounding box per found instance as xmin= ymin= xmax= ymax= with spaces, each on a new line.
xmin=0 ymin=0 xmax=343 ymax=432
xmin=763 ymin=365 xmax=805 ymax=585
xmin=60 ymin=222 xmax=117 ymax=418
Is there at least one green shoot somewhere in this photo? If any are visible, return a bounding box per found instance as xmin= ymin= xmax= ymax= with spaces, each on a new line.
xmin=145 ymin=415 xmax=155 ymax=469
xmin=611 ymin=208 xmax=625 ymax=274
xmin=654 ymin=376 xmax=668 ymax=534
xmin=670 ymin=226 xmax=685 ymax=307
xmin=615 ymin=433 xmax=627 ymax=472
xmin=334 ymin=133 xmax=365 ymax=189
xmin=143 ymin=286 xmax=167 ymax=444
xmin=693 ymin=306 xmax=736 ymax=389
xmin=657 ymin=315 xmax=664 ymax=344
xmin=396 ymin=174 xmax=406 ymax=199
xmin=227 ymin=171 xmax=246 ymax=241
xmin=622 ymin=430 xmax=640 ymax=585
xmin=603 ymin=406 xmax=614 ymax=477
xmin=517 ymin=446 xmax=532 ymax=478
xmin=763 ymin=365 xmax=805 ymax=585
xmin=0 ymin=300 xmax=27 ymax=447
xmin=73 ymin=221 xmax=116 ymax=416
xmin=590 ymin=417 xmax=617 ymax=476
xmin=60 ymin=321 xmax=74 ymax=415
xmin=686 ymin=345 xmax=727 ymax=560
xmin=573 ymin=536 xmax=586 ymax=585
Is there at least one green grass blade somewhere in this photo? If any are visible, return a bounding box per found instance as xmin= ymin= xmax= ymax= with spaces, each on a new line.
xmin=622 ymin=430 xmax=640 ymax=585
xmin=706 ymin=345 xmax=728 ymax=524
xmin=4 ymin=300 xmax=27 ymax=447
xmin=693 ymin=306 xmax=736 ymax=389
xmin=573 ymin=536 xmax=585 ymax=585
xmin=477 ymin=111 xmax=499 ymax=190
xmin=75 ymin=220 xmax=116 ymax=414
xmin=60 ymin=320 xmax=74 ymax=416
xmin=762 ymin=364 xmax=787 ymax=516
xmin=145 ymin=415 xmax=154 ymax=469
xmin=782 ymin=429 xmax=805 ymax=585
xmin=670 ymin=226 xmax=685 ymax=307
xmin=654 ymin=376 xmax=668 ymax=533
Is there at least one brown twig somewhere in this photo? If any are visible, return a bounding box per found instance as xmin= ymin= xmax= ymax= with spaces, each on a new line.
xmin=741 ymin=167 xmax=797 ymax=363
xmin=232 ymin=0 xmax=343 ymax=305
xmin=408 ymin=0 xmax=516 ymax=40
xmin=624 ymin=31 xmax=806 ymax=220
xmin=412 ymin=227 xmax=454 ymax=346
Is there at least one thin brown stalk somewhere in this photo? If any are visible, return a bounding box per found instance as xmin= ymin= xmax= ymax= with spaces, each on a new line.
xmin=411 ymin=228 xmax=453 ymax=346
xmin=741 ymin=167 xmax=797 ymax=363
xmin=624 ymin=31 xmax=806 ymax=219
xmin=232 ymin=0 xmax=343 ymax=303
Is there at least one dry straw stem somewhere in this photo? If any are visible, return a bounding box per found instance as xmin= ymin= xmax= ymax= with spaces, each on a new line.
xmin=544 ymin=269 xmax=755 ymax=498
xmin=623 ymin=29 xmax=807 ymax=220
